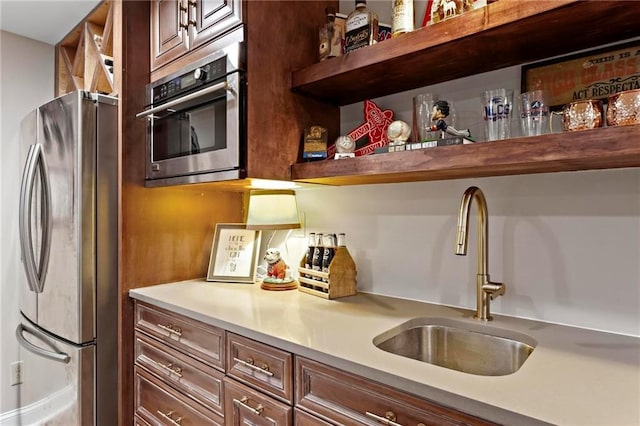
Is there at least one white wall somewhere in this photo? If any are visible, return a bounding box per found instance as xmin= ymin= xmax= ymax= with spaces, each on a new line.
xmin=295 ymin=168 xmax=640 ymax=336
xmin=0 ymin=30 xmax=54 ymax=413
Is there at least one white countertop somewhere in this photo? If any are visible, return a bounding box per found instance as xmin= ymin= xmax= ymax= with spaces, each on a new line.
xmin=130 ymin=279 xmax=640 ymax=426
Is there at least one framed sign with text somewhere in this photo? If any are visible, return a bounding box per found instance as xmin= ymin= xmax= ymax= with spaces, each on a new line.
xmin=521 ymin=41 xmax=640 ymax=109
xmin=207 ymin=224 xmax=261 ymax=284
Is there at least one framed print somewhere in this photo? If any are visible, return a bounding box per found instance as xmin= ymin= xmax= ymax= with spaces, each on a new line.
xmin=521 ymin=40 xmax=640 ymax=109
xmin=207 ymin=224 xmax=261 ymax=283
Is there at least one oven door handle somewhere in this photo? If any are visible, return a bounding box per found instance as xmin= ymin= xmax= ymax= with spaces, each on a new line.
xmin=136 ymin=80 xmax=231 ymax=119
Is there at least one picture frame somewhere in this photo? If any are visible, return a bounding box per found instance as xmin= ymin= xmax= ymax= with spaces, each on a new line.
xmin=521 ymin=40 xmax=640 ymax=110
xmin=207 ymin=223 xmax=262 ymax=284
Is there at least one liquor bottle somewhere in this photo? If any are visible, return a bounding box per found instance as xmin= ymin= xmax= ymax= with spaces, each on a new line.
xmin=344 ymin=0 xmax=379 ymax=53
xmin=303 ymin=232 xmax=316 ymax=277
xmin=311 ymin=233 xmax=324 ymax=279
xmin=391 ymin=0 xmax=414 ymax=37
xmin=321 ymin=233 xmax=336 ymax=281
xmin=319 ymin=7 xmax=343 ymax=61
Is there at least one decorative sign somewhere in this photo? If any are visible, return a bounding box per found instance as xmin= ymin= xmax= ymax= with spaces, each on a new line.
xmin=522 ymin=41 xmax=640 ymax=108
xmin=328 ymin=99 xmax=394 ymax=158
xmin=207 ymin=224 xmax=261 ymax=284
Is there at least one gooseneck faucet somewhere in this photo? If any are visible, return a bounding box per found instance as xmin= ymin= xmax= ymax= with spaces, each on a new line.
xmin=455 ymin=186 xmax=505 ymax=320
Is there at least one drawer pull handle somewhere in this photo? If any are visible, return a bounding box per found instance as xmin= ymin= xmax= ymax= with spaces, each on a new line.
xmin=156 ymin=409 xmax=182 ymax=426
xmin=157 ymin=324 xmax=183 ymax=337
xmin=155 ymin=360 xmax=183 ymax=378
xmin=365 ymin=410 xmax=403 ymax=426
xmin=233 ymin=397 xmax=276 ymax=424
xmin=233 ymin=356 xmax=274 ymax=377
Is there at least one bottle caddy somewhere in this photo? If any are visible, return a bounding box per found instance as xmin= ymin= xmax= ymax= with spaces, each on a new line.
xmin=298 ymin=233 xmax=357 ymax=299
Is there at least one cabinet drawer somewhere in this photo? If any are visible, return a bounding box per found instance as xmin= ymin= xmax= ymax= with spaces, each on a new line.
xmin=135 ymin=331 xmax=224 ymax=416
xmin=295 ymin=357 xmax=496 ymax=426
xmin=135 ymin=366 xmax=223 ymax=426
xmin=224 ymin=377 xmax=292 ymax=426
xmin=294 ymin=408 xmax=333 ymax=426
xmin=134 ymin=414 xmax=152 ymax=426
xmin=226 ymin=333 xmax=293 ymax=404
xmin=135 ymin=302 xmax=225 ymax=370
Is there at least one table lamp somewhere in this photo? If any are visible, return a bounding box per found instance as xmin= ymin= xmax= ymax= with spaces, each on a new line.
xmin=245 ymin=189 xmax=301 ymax=290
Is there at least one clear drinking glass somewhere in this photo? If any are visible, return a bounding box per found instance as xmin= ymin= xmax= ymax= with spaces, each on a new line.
xmin=519 ymin=90 xmax=549 ymax=137
xmin=412 ymin=93 xmax=439 ymax=142
xmin=482 ymin=89 xmax=514 ymax=141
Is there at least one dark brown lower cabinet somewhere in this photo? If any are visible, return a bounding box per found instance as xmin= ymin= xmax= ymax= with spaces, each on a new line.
xmin=295 ymin=357 xmax=497 ymax=426
xmin=224 ymin=377 xmax=293 ymax=426
xmin=133 ymin=300 xmax=497 ymax=426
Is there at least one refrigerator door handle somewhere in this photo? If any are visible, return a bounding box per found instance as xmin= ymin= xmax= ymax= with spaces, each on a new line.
xmin=16 ymin=323 xmax=71 ymax=364
xmin=18 ymin=143 xmax=52 ymax=293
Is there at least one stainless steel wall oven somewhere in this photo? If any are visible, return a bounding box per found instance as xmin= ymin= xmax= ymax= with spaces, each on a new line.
xmin=138 ymin=28 xmax=246 ymax=186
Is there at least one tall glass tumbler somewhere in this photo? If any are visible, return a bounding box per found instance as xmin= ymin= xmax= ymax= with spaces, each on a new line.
xmin=482 ymin=89 xmax=514 ymax=141
xmin=413 ymin=93 xmax=439 ymax=142
xmin=519 ymin=90 xmax=549 ymax=136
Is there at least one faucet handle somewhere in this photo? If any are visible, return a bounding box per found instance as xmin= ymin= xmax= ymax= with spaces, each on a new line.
xmin=482 ymin=281 xmax=505 ymax=299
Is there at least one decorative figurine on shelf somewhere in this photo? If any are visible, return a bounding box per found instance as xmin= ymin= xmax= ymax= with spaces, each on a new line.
xmin=262 ymin=248 xmax=296 ymax=290
xmin=430 ymin=100 xmax=473 ymax=140
xmin=334 ymin=135 xmax=356 ymax=159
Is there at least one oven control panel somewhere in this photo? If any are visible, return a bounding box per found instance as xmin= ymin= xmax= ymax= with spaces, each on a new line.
xmin=152 ymin=57 xmax=227 ymax=105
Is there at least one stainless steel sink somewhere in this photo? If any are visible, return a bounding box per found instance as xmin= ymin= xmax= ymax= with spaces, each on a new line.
xmin=373 ymin=317 xmax=536 ymax=376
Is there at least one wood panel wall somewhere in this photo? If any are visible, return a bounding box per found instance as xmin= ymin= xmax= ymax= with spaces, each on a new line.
xmin=245 ymin=0 xmax=340 ymax=180
xmin=115 ymin=2 xmax=243 ymax=424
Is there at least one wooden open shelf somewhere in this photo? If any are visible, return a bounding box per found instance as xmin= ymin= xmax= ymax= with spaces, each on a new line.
xmin=291 ymin=125 xmax=640 ymax=185
xmin=291 ymin=1 xmax=640 ymax=106
xmin=289 ymin=0 xmax=640 ymax=186
xmin=56 ymin=1 xmax=115 ymax=97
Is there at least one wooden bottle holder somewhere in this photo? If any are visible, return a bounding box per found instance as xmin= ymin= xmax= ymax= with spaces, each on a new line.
xmin=298 ymin=247 xmax=357 ymax=299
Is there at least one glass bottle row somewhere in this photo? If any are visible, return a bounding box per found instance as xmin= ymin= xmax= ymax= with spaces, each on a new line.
xmin=304 ymin=232 xmax=346 ymax=281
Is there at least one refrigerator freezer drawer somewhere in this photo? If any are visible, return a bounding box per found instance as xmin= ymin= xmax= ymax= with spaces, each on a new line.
xmin=15 ymin=321 xmax=95 ymax=425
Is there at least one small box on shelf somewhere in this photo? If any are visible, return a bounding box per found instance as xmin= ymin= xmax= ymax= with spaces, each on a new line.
xmin=298 ymin=247 xmax=357 ymax=299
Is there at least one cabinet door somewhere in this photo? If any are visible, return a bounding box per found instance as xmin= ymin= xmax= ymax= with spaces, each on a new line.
xmin=224 ymin=377 xmax=293 ymax=426
xmin=151 ymin=0 xmax=190 ymax=71
xmin=189 ymin=0 xmax=242 ymax=50
xmin=296 ymin=357 xmax=497 ymax=426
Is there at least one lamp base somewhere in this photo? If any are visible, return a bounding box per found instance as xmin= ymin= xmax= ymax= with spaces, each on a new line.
xmin=260 ymin=279 xmax=298 ymax=291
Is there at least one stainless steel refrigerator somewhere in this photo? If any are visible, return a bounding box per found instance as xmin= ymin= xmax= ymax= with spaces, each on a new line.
xmin=16 ymin=91 xmax=118 ymax=425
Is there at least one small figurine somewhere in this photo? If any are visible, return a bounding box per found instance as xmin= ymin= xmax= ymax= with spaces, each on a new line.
xmin=264 ymin=248 xmax=289 ymax=280
xmin=430 ymin=100 xmax=473 ymax=139
xmin=261 ymin=248 xmax=297 ymax=290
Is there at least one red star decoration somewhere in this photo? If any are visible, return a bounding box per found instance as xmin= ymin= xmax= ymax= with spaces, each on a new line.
xmin=328 ymin=100 xmax=394 ymax=157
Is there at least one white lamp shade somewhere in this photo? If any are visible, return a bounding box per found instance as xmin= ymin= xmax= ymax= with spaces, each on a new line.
xmin=246 ymin=189 xmax=301 ymax=230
